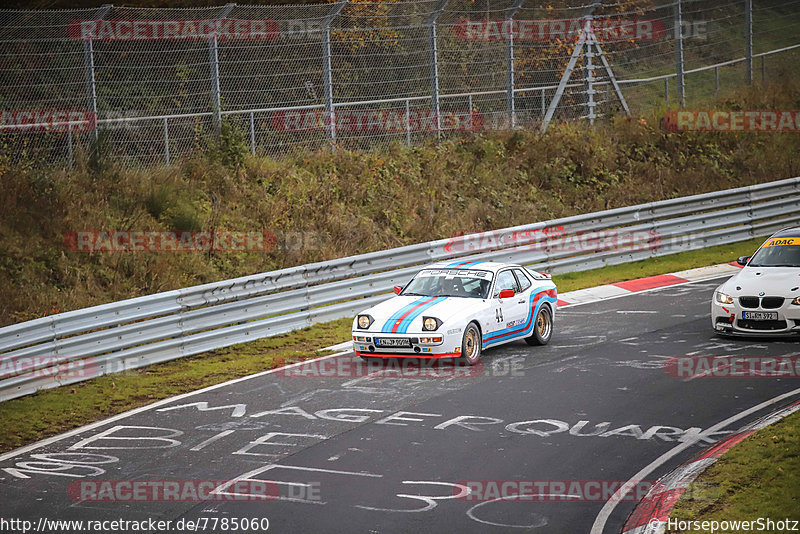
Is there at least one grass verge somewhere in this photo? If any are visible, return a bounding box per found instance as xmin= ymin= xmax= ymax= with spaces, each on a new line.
xmin=669 ymin=410 xmax=800 ymax=532
xmin=0 ymin=235 xmax=767 ymax=454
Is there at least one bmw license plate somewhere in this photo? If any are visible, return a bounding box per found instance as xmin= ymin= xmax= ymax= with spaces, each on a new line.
xmin=742 ymin=311 xmax=778 ymax=321
xmin=375 ymin=337 xmax=411 ymax=348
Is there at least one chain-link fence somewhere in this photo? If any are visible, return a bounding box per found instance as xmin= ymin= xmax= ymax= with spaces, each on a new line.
xmin=1 ymin=0 xmax=798 ymax=167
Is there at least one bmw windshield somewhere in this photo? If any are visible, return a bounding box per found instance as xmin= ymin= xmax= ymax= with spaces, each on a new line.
xmin=401 ymin=269 xmax=493 ymax=299
xmin=748 ymin=237 xmax=800 ymax=267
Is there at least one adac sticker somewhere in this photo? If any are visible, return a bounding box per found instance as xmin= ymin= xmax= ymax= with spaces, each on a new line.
xmin=763 ymin=237 xmax=800 ymax=247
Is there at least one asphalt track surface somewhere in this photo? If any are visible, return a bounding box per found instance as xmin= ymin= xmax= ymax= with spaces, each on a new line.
xmin=2 ymin=276 xmax=799 ymax=534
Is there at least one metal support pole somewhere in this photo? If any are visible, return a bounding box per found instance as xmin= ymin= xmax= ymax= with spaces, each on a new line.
xmin=405 ymin=99 xmax=411 ymax=147
xmin=250 ymin=112 xmax=255 ymax=155
xmin=429 ymin=0 xmax=449 ymax=139
xmin=675 ymin=0 xmax=685 ymax=107
xmin=83 ymin=5 xmax=112 ymax=142
xmin=745 ymin=0 xmax=753 ymax=84
xmin=163 ymin=118 xmax=170 ymax=166
xmin=67 ymin=129 xmax=73 ymax=171
xmin=541 ymin=88 xmax=545 ymax=117
xmin=322 ymin=1 xmax=347 ymax=146
xmin=210 ymin=4 xmax=235 ymax=132
xmin=505 ymin=0 xmax=525 ymax=129
xmin=715 ymin=66 xmax=719 ymax=94
xmin=584 ymin=18 xmax=596 ymax=125
xmin=665 ymin=78 xmax=669 ymax=107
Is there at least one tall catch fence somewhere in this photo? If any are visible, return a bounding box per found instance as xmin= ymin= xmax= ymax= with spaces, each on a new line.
xmin=1 ymin=0 xmax=798 ymax=166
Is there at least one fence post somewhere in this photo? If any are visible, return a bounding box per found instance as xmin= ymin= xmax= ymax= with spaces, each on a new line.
xmin=428 ymin=0 xmax=449 ymax=139
xmin=583 ymin=18 xmax=596 ymax=125
xmin=250 ymin=112 xmax=256 ymax=155
xmin=505 ymin=0 xmax=525 ymax=129
xmin=405 ymin=99 xmax=412 ymax=147
xmin=67 ymin=129 xmax=73 ymax=171
xmin=210 ymin=4 xmax=236 ymax=132
xmin=665 ymin=78 xmax=669 ymax=107
xmin=674 ymin=0 xmax=685 ymax=107
xmin=745 ymin=0 xmax=753 ymax=84
xmin=163 ymin=118 xmax=170 ymax=166
xmin=323 ymin=1 xmax=348 ymax=147
xmin=83 ymin=5 xmax=113 ymax=142
xmin=715 ymin=66 xmax=719 ymax=94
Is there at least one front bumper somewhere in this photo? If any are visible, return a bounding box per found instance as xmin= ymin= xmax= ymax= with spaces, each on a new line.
xmin=711 ymin=299 xmax=800 ymax=337
xmin=351 ymin=331 xmax=463 ymax=358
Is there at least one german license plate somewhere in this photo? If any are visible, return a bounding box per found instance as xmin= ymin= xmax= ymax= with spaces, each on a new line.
xmin=742 ymin=311 xmax=778 ymax=321
xmin=375 ymin=337 xmax=411 ymax=348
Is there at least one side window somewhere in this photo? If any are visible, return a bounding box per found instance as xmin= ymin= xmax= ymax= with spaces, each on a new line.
xmin=493 ymin=271 xmax=519 ymax=297
xmin=513 ymin=269 xmax=532 ymax=293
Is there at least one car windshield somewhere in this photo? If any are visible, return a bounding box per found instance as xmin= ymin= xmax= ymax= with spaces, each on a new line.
xmin=401 ymin=269 xmax=493 ymax=299
xmin=748 ymin=237 xmax=800 ymax=267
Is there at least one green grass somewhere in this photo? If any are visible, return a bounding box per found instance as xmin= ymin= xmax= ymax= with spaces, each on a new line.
xmin=0 ymin=236 xmax=767 ymax=455
xmin=669 ymin=411 xmax=800 ymax=532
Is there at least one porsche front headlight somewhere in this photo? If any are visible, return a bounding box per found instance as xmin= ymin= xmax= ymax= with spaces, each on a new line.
xmin=422 ymin=317 xmax=440 ymax=331
xmin=792 ymin=297 xmax=800 ymax=306
xmin=357 ymin=315 xmax=373 ymax=329
xmin=715 ymin=291 xmax=734 ymax=305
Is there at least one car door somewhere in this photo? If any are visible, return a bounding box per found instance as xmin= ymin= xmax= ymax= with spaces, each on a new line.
xmin=488 ymin=269 xmax=528 ymax=337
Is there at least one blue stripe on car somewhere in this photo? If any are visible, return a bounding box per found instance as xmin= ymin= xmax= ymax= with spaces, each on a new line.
xmin=381 ymin=297 xmax=429 ymax=333
xmin=395 ymin=296 xmax=448 ymax=333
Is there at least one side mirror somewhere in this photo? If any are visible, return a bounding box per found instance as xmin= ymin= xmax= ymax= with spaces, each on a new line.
xmin=393 ymin=285 xmax=403 ymax=295
xmin=498 ymin=289 xmax=515 ymax=299
xmin=736 ymin=256 xmax=750 ymax=267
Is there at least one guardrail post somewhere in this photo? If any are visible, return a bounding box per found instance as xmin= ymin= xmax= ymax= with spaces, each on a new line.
xmin=323 ymin=1 xmax=348 ymax=148
xmin=674 ymin=0 xmax=685 ymax=107
xmin=429 ymin=0 xmax=449 ymax=139
xmin=745 ymin=0 xmax=753 ymax=84
xmin=210 ymin=4 xmax=235 ymax=133
xmin=84 ymin=5 xmax=112 ymax=142
xmin=505 ymin=0 xmax=525 ymax=129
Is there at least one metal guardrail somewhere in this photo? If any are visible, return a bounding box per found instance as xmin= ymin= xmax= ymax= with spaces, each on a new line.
xmin=1 ymin=177 xmax=799 ymax=401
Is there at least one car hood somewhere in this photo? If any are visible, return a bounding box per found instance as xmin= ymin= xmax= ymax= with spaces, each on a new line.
xmin=721 ymin=266 xmax=800 ymax=296
xmin=358 ymin=295 xmax=487 ymax=333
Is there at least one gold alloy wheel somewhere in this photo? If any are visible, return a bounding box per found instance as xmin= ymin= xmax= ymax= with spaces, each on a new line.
xmin=465 ymin=327 xmax=479 ymax=360
xmin=536 ymin=307 xmax=552 ymax=340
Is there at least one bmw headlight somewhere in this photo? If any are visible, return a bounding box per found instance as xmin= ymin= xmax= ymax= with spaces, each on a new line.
xmin=357 ymin=315 xmax=373 ymax=329
xmin=422 ymin=317 xmax=441 ymax=331
xmin=715 ymin=291 xmax=734 ymax=305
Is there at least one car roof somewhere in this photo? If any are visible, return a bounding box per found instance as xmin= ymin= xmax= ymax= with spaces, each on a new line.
xmin=770 ymin=226 xmax=800 ymax=239
xmin=424 ymin=261 xmax=522 ymax=273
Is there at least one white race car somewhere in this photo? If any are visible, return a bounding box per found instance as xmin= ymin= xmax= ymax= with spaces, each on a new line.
xmin=352 ymin=261 xmax=558 ymax=365
xmin=712 ymin=227 xmax=800 ymax=336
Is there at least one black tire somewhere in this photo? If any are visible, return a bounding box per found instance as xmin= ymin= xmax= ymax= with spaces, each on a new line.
xmin=458 ymin=322 xmax=482 ymax=366
xmin=525 ymin=304 xmax=553 ymax=346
